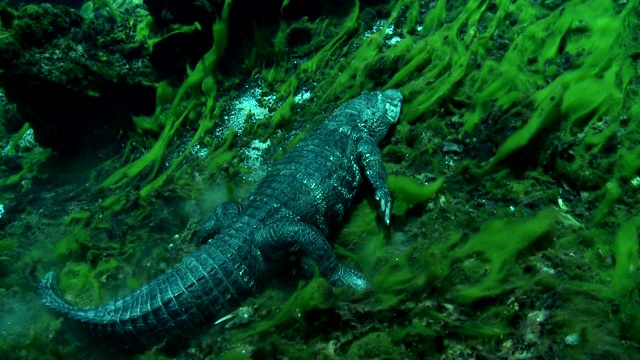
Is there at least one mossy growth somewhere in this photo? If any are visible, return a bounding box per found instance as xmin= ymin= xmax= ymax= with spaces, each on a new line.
xmin=598 ymin=217 xmax=640 ymax=301
xmin=346 ymin=332 xmax=396 ymax=359
xmin=387 ymin=175 xmax=444 ymax=216
xmin=240 ymin=275 xmax=337 ymax=337
xmin=450 ymin=208 xmax=557 ymax=303
xmin=59 ymin=258 xmax=122 ymax=305
xmin=6 ymin=0 xmax=640 ymax=358
xmin=53 ymin=227 xmax=89 ymax=261
xmin=0 ymin=237 xmax=18 ymax=272
xmin=98 ymin=0 xmax=232 ymax=199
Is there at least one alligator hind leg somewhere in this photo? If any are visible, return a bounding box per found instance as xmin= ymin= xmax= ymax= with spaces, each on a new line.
xmin=192 ymin=201 xmax=243 ymax=244
xmin=256 ymin=220 xmax=369 ymax=290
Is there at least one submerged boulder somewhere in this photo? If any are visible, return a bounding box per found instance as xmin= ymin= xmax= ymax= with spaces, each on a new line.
xmin=0 ymin=3 xmax=157 ymax=154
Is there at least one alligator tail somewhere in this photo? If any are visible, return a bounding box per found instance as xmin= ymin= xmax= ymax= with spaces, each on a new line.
xmin=38 ymin=242 xmax=257 ymax=351
xmin=39 ymin=271 xmax=79 ymax=318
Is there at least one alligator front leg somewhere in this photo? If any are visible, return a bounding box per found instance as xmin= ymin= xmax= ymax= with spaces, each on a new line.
xmin=256 ymin=220 xmax=369 ymax=290
xmin=192 ymin=201 xmax=243 ymax=244
xmin=357 ymin=136 xmax=392 ymax=225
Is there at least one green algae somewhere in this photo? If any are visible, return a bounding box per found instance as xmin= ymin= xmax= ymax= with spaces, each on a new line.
xmin=99 ymin=0 xmax=232 ymax=198
xmin=606 ymin=217 xmax=640 ymax=300
xmin=241 ymin=276 xmax=337 ymax=337
xmin=131 ymin=83 xmax=177 ymax=134
xmin=100 ymin=192 xmax=128 ymax=214
xmin=269 ymin=93 xmax=296 ymax=129
xmin=346 ymin=332 xmax=396 ymax=359
xmin=450 ymin=208 xmax=557 ymax=303
xmin=4 ymin=167 xmax=28 ymax=186
xmin=53 ymin=228 xmax=89 ymax=260
xmin=470 ymin=0 xmax=636 ymax=190
xmin=217 ymin=350 xmax=252 ymax=360
xmin=335 ymin=202 xmax=386 ymax=269
xmin=4 ymin=0 xmax=640 ymax=358
xmin=99 ymin=92 xmax=196 ymax=191
xmin=65 ymin=211 xmax=91 ymax=225
xmin=387 ymin=175 xmax=444 ymax=216
xmin=300 ymin=0 xmax=359 ymax=75
xmin=3 ymin=122 xmax=29 ymax=156
xmin=478 ymin=86 xmax=563 ymax=175
xmin=563 ymin=217 xmax=640 ymax=303
xmin=132 ymin=113 xmax=164 ymax=133
xmin=202 ymin=0 xmax=640 ymax=355
xmin=59 ymin=259 xmax=122 ymax=305
xmin=0 ymin=237 xmax=18 ymax=267
xmin=369 ymin=243 xmax=430 ymax=308
xmin=205 ymin=126 xmax=236 ymax=174
xmin=140 ymin=100 xmax=218 ymax=198
xmin=591 ymin=180 xmax=623 ymax=224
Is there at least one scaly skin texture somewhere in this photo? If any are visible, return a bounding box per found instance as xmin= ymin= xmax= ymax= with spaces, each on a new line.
xmin=39 ymin=89 xmax=403 ymax=351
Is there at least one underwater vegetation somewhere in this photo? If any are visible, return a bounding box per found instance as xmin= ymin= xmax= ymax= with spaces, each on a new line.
xmin=0 ymin=1 xmax=158 ymax=155
xmin=1 ymin=0 xmax=640 ymax=358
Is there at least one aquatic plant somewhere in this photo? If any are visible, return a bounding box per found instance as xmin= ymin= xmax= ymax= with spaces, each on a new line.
xmin=2 ymin=0 xmax=640 ymax=358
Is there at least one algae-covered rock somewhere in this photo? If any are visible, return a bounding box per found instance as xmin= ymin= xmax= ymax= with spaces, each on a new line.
xmin=0 ymin=3 xmax=157 ymax=153
xmin=346 ymin=332 xmax=400 ymax=359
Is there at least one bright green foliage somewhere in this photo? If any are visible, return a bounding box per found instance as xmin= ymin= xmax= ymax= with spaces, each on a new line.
xmin=370 ymin=243 xmax=430 ymax=308
xmin=617 ymin=145 xmax=640 ymax=179
xmin=100 ymin=93 xmax=199 ymax=191
xmin=99 ymin=0 xmax=232 ymax=197
xmin=602 ymin=217 xmax=640 ymax=300
xmin=6 ymin=0 xmax=640 ymax=357
xmin=100 ymin=193 xmax=127 ymax=214
xmin=335 ymin=202 xmax=385 ymax=266
xmin=144 ymin=21 xmax=204 ymax=50
xmin=155 ymin=81 xmax=175 ymax=109
xmin=81 ymin=0 xmax=123 ymax=21
xmin=478 ymin=87 xmax=562 ymax=174
xmin=53 ymin=227 xmax=88 ymax=260
xmin=318 ymin=33 xmax=389 ymax=103
xmin=1 ymin=123 xmax=48 ymax=186
xmin=280 ymin=0 xmax=290 ymax=13
xmin=351 ymin=208 xmax=557 ymax=305
xmin=132 ymin=82 xmax=176 ymax=134
xmin=134 ymin=16 xmax=154 ymax=44
xmin=474 ymin=0 xmax=630 ymax=174
xmin=241 ymin=276 xmax=336 ymax=337
xmin=450 ymin=209 xmax=556 ymax=302
xmin=205 ymin=126 xmax=236 ymax=174
xmin=3 ymin=123 xmax=29 ymax=156
xmin=59 ymin=259 xmax=121 ymax=305
xmin=132 ymin=113 xmax=164 ymax=133
xmin=591 ymin=180 xmax=622 ymax=224
xmin=300 ymin=0 xmax=359 ymax=75
xmin=387 ymin=175 xmax=444 ymax=216
xmin=270 ymin=94 xmax=296 ymax=129
xmin=4 ymin=168 xmax=28 ymax=186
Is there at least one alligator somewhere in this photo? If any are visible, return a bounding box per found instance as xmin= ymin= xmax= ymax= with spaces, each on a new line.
xmin=39 ymin=89 xmax=403 ymax=351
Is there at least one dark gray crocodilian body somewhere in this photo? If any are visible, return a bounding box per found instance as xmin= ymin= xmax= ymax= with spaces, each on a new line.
xmin=39 ymin=89 xmax=403 ymax=351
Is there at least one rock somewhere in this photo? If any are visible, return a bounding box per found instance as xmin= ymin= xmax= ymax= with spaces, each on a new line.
xmin=0 ymin=3 xmax=157 ymax=154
